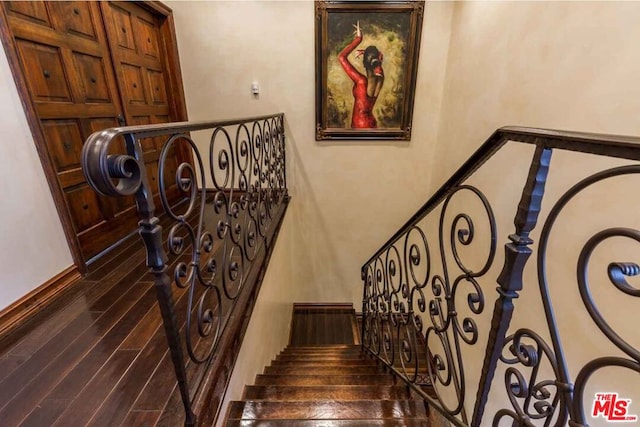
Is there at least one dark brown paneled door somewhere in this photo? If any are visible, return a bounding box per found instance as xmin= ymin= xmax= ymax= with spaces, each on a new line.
xmin=2 ymin=1 xmax=182 ymax=261
xmin=100 ymin=1 xmax=179 ymax=202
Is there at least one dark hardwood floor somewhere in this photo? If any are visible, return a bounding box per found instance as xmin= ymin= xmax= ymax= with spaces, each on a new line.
xmin=0 ymin=201 xmax=228 ymax=426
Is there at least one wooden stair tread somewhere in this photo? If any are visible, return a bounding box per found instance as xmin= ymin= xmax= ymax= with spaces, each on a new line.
xmin=276 ymin=356 xmax=372 ymax=362
xmin=282 ymin=344 xmax=363 ymax=351
xmin=243 ymin=385 xmax=412 ymax=401
xmin=228 ymin=399 xmax=428 ymax=420
xmin=269 ymin=359 xmax=379 ymax=367
xmin=264 ymin=366 xmax=385 ymax=375
xmin=280 ymin=347 xmax=363 ymax=353
xmin=254 ymin=374 xmax=397 ymax=386
xmin=225 ymin=310 xmax=432 ymax=426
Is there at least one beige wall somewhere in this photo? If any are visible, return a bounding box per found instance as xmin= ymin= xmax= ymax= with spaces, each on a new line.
xmin=2 ymin=1 xmax=638 ymax=424
xmin=171 ymin=1 xmax=640 ymax=425
xmin=168 ymin=0 xmax=454 ymax=308
xmin=215 ymin=213 xmax=294 ymax=426
xmin=167 ymin=0 xmax=455 ymax=416
xmin=434 ymin=1 xmax=640 ymax=186
xmin=0 ymin=46 xmax=73 ymax=311
xmin=431 ymin=2 xmax=640 ymax=425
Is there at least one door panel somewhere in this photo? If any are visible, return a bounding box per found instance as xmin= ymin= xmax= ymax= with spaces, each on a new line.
xmin=71 ymin=52 xmax=113 ymax=103
xmin=1 ymin=1 xmax=189 ymax=267
xmin=2 ymin=1 xmax=186 ymax=262
xmin=147 ymin=69 xmax=167 ymax=104
xmin=135 ymin=17 xmax=160 ymax=59
xmin=109 ymin=4 xmax=136 ymax=51
xmin=102 ymin=1 xmax=180 ymax=206
xmin=16 ymin=40 xmax=72 ymax=102
xmin=5 ymin=1 xmax=51 ymax=27
xmin=49 ymin=2 xmax=98 ymax=41
xmin=41 ymin=120 xmax=84 ymax=170
xmin=65 ymin=185 xmax=107 ymax=232
xmin=121 ymin=64 xmax=146 ymax=103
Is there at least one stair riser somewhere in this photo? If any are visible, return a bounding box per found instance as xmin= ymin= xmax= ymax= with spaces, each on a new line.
xmin=227 ymin=400 xmax=428 ymax=420
xmin=242 ymin=385 xmax=412 ymax=401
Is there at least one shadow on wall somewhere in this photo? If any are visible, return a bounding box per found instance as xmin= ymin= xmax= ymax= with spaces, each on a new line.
xmin=286 ymin=121 xmax=346 ymax=301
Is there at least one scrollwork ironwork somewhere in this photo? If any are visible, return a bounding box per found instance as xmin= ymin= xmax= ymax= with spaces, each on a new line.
xmin=82 ymin=113 xmax=287 ymax=426
xmin=362 ymin=130 xmax=640 ymax=427
xmin=362 ymin=183 xmax=497 ymax=424
xmin=497 ymin=165 xmax=640 ymax=427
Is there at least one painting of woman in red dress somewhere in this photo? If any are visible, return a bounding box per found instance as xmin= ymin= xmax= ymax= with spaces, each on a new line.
xmin=324 ymin=10 xmax=413 ymax=131
xmin=338 ymin=21 xmax=384 ymax=128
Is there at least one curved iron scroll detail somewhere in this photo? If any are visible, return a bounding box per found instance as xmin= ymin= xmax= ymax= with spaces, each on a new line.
xmin=496 ymin=165 xmax=640 ymax=427
xmin=362 ymin=130 xmax=640 ymax=427
xmin=362 ymin=184 xmax=497 ymax=423
xmin=157 ymin=116 xmax=287 ymax=363
xmin=81 ymin=113 xmax=287 ymax=426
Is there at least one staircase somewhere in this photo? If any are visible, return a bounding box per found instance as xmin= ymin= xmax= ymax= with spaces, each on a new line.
xmin=224 ymin=344 xmax=432 ymax=425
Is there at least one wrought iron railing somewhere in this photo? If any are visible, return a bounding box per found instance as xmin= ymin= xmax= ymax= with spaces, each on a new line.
xmin=81 ymin=113 xmax=288 ymax=426
xmin=361 ymin=127 xmax=640 ymax=427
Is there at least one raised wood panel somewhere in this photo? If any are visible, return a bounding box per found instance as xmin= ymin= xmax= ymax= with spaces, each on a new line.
xmin=121 ymin=64 xmax=146 ymax=104
xmin=5 ymin=1 xmax=51 ymax=27
xmin=65 ymin=184 xmax=106 ymax=232
xmin=49 ymin=2 xmax=97 ymax=41
xmin=135 ymin=16 xmax=160 ymax=59
xmin=87 ymin=117 xmax=120 ymax=137
xmin=110 ymin=48 xmax=161 ymax=71
xmin=1 ymin=1 xmax=189 ymax=265
xmin=41 ymin=119 xmax=83 ymax=171
xmin=9 ymin=17 xmax=104 ymax=58
xmin=146 ymin=161 xmax=160 ymax=195
xmin=15 ymin=40 xmax=72 ymax=102
xmin=147 ymin=69 xmax=167 ymax=105
xmin=109 ymin=4 xmax=136 ymax=52
xmin=71 ymin=52 xmax=112 ymax=103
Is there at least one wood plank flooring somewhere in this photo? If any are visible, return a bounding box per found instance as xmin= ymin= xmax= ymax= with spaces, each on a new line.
xmin=0 ymin=201 xmax=231 ymax=426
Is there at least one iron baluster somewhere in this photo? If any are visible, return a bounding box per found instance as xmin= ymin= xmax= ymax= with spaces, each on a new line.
xmin=82 ymin=113 xmax=287 ymax=426
xmin=362 ymin=127 xmax=640 ymax=427
xmin=472 ymin=145 xmax=552 ymax=426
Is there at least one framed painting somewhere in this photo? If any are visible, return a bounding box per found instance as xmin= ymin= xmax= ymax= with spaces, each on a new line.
xmin=315 ymin=0 xmax=425 ymax=141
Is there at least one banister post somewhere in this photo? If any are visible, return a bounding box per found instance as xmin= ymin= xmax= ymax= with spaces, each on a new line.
xmin=360 ymin=268 xmax=367 ymax=347
xmin=471 ymin=144 xmax=552 ymax=426
xmin=124 ymin=133 xmax=197 ymax=426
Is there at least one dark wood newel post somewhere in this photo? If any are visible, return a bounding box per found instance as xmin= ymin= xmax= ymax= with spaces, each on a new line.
xmin=471 ymin=144 xmax=552 ymax=426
